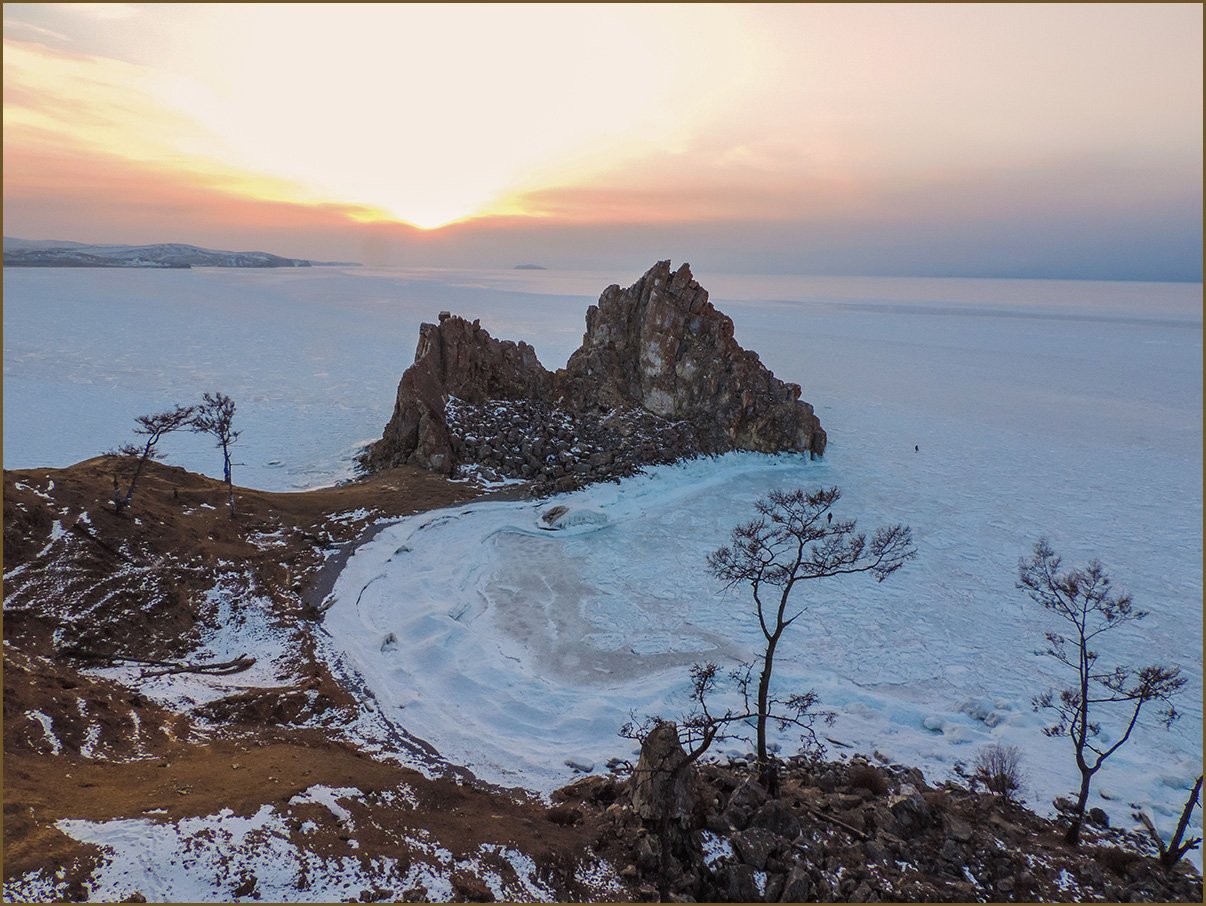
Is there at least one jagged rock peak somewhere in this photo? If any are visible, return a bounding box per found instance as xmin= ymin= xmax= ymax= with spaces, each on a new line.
xmin=364 ymin=314 xmax=552 ymax=474
xmin=556 ymin=260 xmax=825 ymax=456
xmin=361 ymin=262 xmax=826 ymax=485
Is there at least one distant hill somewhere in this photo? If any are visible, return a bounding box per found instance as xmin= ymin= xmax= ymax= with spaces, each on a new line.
xmin=513 ymin=263 xmax=547 ymax=270
xmin=2 ymin=238 xmax=358 ymax=269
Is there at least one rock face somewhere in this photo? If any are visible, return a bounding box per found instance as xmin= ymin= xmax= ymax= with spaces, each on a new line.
xmin=556 ymin=261 xmax=824 ymax=455
xmin=368 ymin=312 xmax=551 ymax=475
xmin=630 ymin=721 xmax=696 ymax=825
xmin=361 ymin=261 xmax=826 ymax=487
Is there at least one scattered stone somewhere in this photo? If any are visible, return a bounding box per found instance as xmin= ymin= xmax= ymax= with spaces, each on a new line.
xmin=721 ymin=864 xmax=762 ymax=902
xmin=634 ymin=834 xmax=660 ymax=872
xmin=729 ymin=777 xmax=769 ymax=813
xmin=451 ymin=873 xmax=494 ymax=903
xmin=232 ymin=874 xmax=257 ymax=898
xmin=945 ymin=814 xmax=973 ymax=842
xmin=553 ymin=774 xmax=618 ymax=805
xmin=750 ymin=800 xmax=801 ymax=840
xmin=730 ymin=827 xmax=781 ymax=870
xmin=547 ymin=806 xmax=583 ymax=827
xmin=780 ymin=865 xmax=813 ymax=902
xmin=887 ymin=784 xmax=932 ymax=831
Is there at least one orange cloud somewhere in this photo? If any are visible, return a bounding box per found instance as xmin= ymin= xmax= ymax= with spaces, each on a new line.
xmin=2 ymin=142 xmax=398 ymax=243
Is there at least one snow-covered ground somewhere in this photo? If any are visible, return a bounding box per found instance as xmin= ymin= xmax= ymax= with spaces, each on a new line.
xmin=7 ymin=792 xmax=584 ymax=903
xmin=5 ymin=266 xmax=1202 ymax=850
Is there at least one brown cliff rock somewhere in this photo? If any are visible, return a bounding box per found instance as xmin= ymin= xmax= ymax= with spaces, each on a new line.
xmin=362 ymin=262 xmax=826 ymax=485
xmin=366 ymin=312 xmax=551 ymax=474
xmin=555 ymin=260 xmax=825 ymax=456
xmin=629 ymin=721 xmax=697 ymax=825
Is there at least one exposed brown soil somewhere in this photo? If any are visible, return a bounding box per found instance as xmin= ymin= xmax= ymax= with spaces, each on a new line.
xmin=3 ymin=458 xmax=623 ymax=901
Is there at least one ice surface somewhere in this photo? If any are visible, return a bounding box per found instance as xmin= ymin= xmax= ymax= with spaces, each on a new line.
xmin=3 ymin=266 xmax=595 ymax=489
xmin=5 ymin=266 xmax=1201 ymax=854
xmin=322 ymin=451 xmax=1201 ymax=831
xmin=5 ymin=267 xmax=1200 ymax=488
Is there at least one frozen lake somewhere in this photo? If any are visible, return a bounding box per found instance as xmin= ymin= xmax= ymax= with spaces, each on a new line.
xmin=4 ymin=266 xmax=1201 ymax=488
xmin=4 ymin=265 xmax=1202 ymax=841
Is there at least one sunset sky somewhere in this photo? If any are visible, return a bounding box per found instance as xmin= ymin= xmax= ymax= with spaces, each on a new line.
xmin=3 ymin=3 xmax=1202 ymax=279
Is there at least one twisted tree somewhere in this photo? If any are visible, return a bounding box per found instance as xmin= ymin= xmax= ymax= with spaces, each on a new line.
xmin=706 ymin=486 xmax=915 ymax=793
xmin=191 ymin=391 xmax=240 ymax=516
xmin=109 ymin=405 xmax=195 ymax=515
xmin=1019 ymin=538 xmax=1186 ymax=844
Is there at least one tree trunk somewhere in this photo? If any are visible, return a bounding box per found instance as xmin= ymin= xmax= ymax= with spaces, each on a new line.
xmin=1065 ymin=767 xmax=1094 ymax=845
xmin=222 ymin=443 xmax=236 ymax=517
xmin=756 ymin=631 xmax=782 ymax=795
xmin=119 ymin=450 xmax=152 ymax=515
xmin=1163 ymin=774 xmax=1203 ymax=867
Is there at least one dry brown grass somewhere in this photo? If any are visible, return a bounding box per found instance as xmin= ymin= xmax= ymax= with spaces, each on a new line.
xmin=848 ymin=763 xmax=889 ymax=796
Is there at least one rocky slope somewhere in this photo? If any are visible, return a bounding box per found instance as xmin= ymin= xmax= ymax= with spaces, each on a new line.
xmin=3 ymin=460 xmax=1201 ymax=902
xmin=575 ymin=725 xmax=1203 ymax=903
xmin=3 ymin=460 xmax=620 ymax=902
xmin=361 ymin=261 xmax=826 ymax=491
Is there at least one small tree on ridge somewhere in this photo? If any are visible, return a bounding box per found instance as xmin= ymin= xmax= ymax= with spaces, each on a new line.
xmin=1019 ymin=538 xmax=1186 ymax=845
xmin=192 ymin=391 xmax=240 ymax=517
xmin=109 ymin=405 xmax=195 ymax=515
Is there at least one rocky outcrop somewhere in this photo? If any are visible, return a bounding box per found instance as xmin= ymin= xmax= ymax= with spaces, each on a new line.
xmin=367 ymin=312 xmax=551 ymax=474
xmin=630 ymin=721 xmax=697 ymax=825
xmin=559 ymin=752 xmax=1204 ymax=903
xmin=362 ymin=261 xmax=826 ymax=488
xmin=556 ymin=261 xmax=824 ymax=456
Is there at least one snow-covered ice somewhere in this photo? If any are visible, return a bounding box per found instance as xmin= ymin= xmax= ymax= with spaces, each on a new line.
xmin=322 ymin=450 xmax=1201 ymax=829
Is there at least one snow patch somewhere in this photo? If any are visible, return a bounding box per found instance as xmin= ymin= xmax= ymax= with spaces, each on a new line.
xmin=26 ymin=710 xmax=62 ymax=755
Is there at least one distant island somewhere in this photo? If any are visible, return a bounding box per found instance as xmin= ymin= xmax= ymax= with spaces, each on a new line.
xmin=513 ymin=263 xmax=547 ymax=270
xmin=2 ymin=238 xmax=359 ymax=269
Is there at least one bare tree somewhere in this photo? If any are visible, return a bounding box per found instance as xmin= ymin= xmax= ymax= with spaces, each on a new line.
xmin=706 ymin=487 xmax=915 ymax=792
xmin=1019 ymin=538 xmax=1186 ymax=845
xmin=109 ymin=405 xmax=195 ymax=515
xmin=972 ymin=742 xmax=1025 ymax=803
xmin=191 ymin=391 xmax=240 ymax=516
xmin=1135 ymin=775 xmax=1202 ymax=869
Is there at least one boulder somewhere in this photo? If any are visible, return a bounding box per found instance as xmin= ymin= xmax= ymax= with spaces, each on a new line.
xmin=750 ymin=800 xmax=801 ymax=841
xmin=630 ymin=721 xmax=695 ymax=825
xmin=720 ymin=864 xmax=762 ymax=902
xmin=887 ymin=784 xmax=932 ymax=831
xmin=780 ymin=866 xmax=813 ymax=902
xmin=731 ymin=827 xmax=781 ymax=870
xmin=729 ymin=777 xmax=770 ymax=813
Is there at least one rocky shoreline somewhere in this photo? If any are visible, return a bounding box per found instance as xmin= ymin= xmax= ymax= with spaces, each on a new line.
xmin=575 ymin=732 xmax=1204 ymax=903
